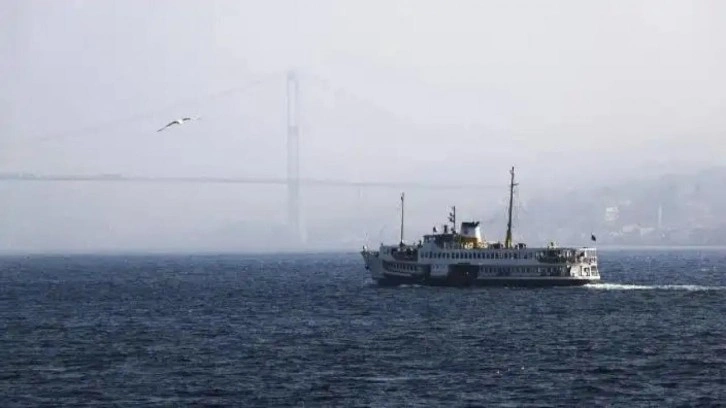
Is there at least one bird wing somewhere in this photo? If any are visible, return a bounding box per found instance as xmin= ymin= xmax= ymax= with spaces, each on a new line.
xmin=157 ymin=121 xmax=177 ymax=132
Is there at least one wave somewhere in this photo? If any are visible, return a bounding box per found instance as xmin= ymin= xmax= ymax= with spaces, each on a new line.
xmin=585 ymin=283 xmax=726 ymax=291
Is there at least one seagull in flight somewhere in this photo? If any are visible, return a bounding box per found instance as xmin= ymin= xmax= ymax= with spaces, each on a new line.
xmin=157 ymin=116 xmax=201 ymax=132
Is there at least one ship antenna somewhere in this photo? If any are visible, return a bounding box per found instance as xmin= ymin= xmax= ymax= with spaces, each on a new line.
xmin=505 ymin=166 xmax=518 ymax=249
xmin=399 ymin=192 xmax=405 ymax=246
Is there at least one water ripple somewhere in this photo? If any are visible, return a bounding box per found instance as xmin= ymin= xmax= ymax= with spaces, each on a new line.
xmin=1 ymin=250 xmax=725 ymax=406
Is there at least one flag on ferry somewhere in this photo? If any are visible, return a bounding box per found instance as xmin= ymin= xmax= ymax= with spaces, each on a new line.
xmin=591 ymin=233 xmax=597 ymax=242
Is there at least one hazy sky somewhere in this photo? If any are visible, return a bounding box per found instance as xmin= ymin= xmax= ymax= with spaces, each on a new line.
xmin=1 ymin=0 xmax=725 ymax=251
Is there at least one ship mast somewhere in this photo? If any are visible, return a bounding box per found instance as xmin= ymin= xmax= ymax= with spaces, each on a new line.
xmin=505 ymin=166 xmax=518 ymax=249
xmin=399 ymin=192 xmax=405 ymax=245
xmin=449 ymin=206 xmax=456 ymax=233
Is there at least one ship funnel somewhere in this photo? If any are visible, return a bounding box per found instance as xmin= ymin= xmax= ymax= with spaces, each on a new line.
xmin=460 ymin=221 xmax=483 ymax=244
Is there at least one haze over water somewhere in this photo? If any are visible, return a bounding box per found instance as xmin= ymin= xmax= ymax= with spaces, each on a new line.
xmin=3 ymin=1 xmax=726 ymax=252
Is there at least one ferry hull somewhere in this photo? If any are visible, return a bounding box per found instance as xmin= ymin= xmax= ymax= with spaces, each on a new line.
xmin=362 ymin=250 xmax=599 ymax=288
xmin=375 ymin=275 xmax=598 ymax=288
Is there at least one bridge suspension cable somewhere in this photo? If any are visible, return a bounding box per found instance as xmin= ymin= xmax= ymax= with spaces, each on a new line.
xmin=12 ymin=72 xmax=283 ymax=146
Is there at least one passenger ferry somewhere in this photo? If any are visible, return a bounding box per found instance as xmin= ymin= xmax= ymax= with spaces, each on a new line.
xmin=361 ymin=167 xmax=600 ymax=287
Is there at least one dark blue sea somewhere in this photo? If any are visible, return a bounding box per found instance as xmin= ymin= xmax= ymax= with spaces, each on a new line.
xmin=1 ymin=249 xmax=725 ymax=407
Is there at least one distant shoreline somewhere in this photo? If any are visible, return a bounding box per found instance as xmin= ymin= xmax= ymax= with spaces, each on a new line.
xmin=596 ymin=245 xmax=726 ymax=251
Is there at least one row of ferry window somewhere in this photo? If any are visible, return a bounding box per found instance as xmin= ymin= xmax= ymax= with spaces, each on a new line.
xmin=480 ymin=267 xmax=564 ymax=276
xmin=422 ymin=251 xmax=535 ymax=260
xmin=387 ymin=263 xmax=417 ymax=271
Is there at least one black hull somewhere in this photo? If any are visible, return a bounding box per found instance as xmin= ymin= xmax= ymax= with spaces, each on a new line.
xmin=376 ymin=275 xmax=597 ymax=288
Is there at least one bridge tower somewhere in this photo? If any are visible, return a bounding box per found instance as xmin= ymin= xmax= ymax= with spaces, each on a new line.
xmin=286 ymin=70 xmax=304 ymax=246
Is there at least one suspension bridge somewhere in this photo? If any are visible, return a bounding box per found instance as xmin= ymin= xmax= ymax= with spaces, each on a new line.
xmin=2 ymin=70 xmax=501 ymax=247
